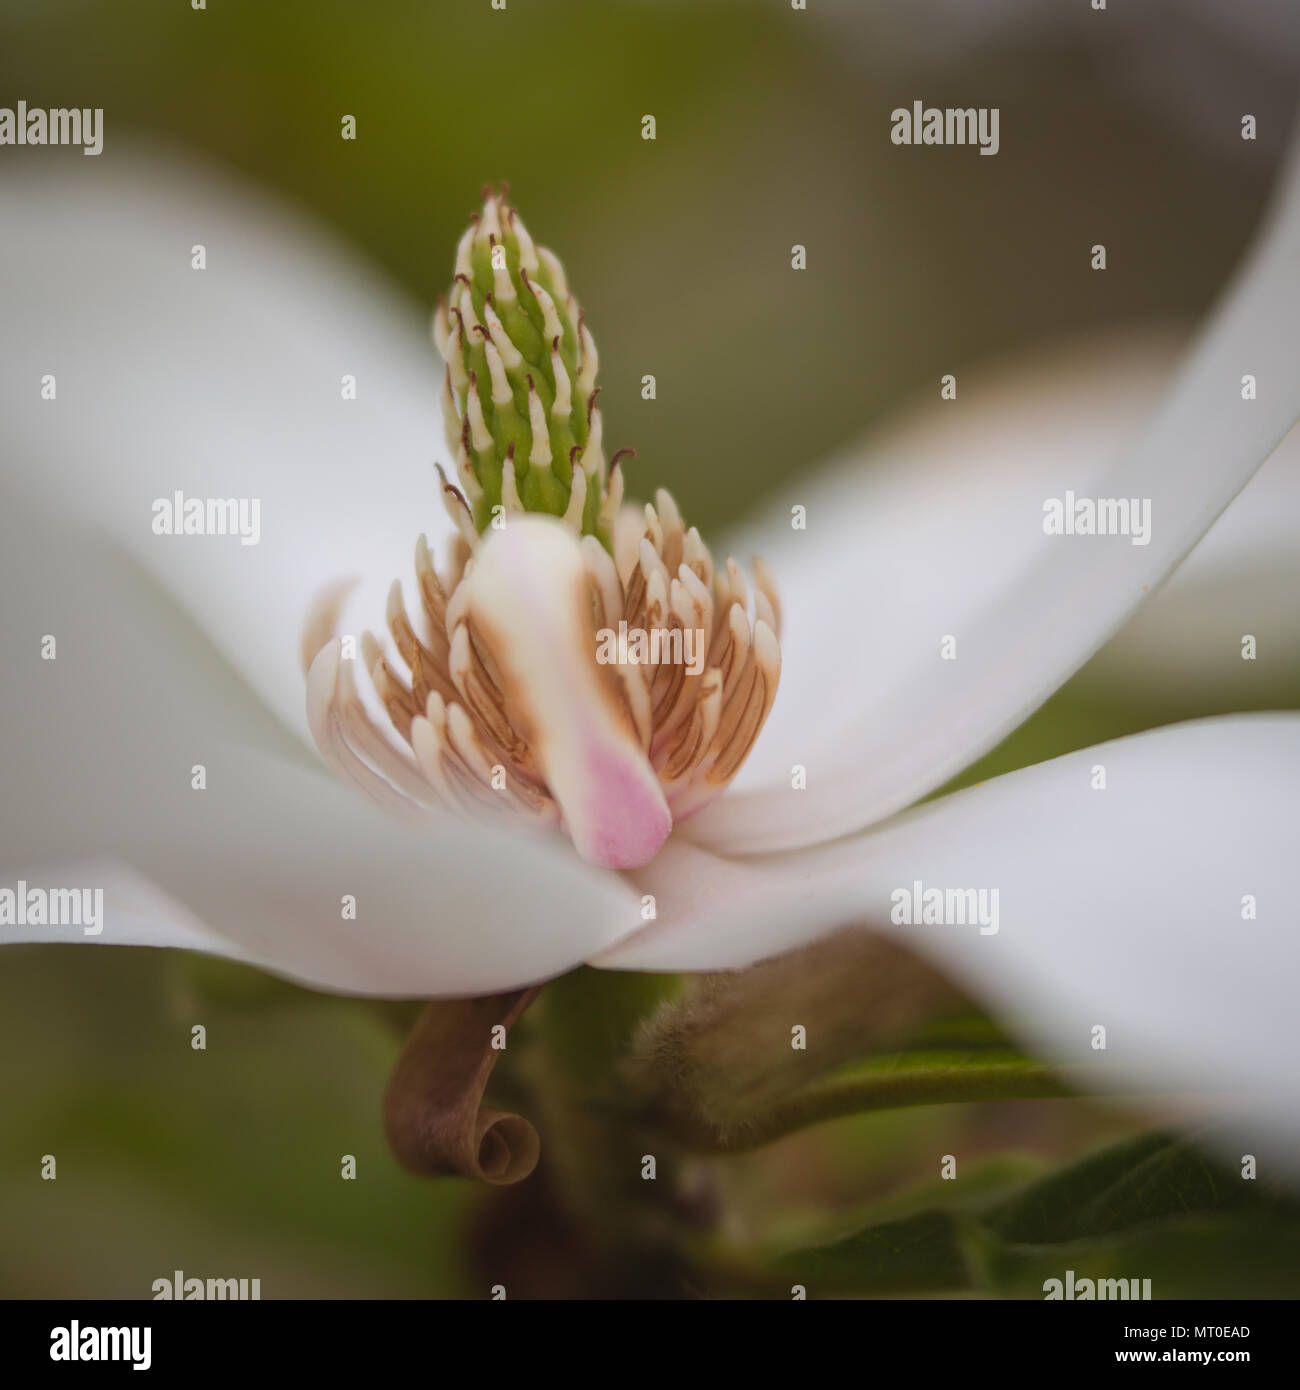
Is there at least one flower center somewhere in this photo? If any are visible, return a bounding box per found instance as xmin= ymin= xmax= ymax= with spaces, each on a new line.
xmin=302 ymin=192 xmax=781 ymax=869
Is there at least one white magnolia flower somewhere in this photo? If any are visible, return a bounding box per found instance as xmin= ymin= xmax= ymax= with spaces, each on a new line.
xmin=2 ymin=141 xmax=1298 ymax=1142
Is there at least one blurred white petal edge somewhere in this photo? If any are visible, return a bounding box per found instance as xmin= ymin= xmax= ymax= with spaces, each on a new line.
xmin=605 ymin=714 xmax=1300 ymax=1142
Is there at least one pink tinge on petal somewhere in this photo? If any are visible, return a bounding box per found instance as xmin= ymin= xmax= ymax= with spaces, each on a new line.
xmin=465 ymin=517 xmax=672 ymax=870
xmin=570 ymin=744 xmax=675 ymax=870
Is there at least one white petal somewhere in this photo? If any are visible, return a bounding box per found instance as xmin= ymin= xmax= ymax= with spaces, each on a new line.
xmin=0 ymin=487 xmax=642 ymax=997
xmin=1081 ymin=415 xmax=1300 ymax=703
xmin=0 ymin=858 xmax=250 ymax=957
xmin=689 ymin=127 xmax=1300 ymax=854
xmin=0 ymin=145 xmax=453 ymax=748
xmin=711 ymin=330 xmax=1172 ymax=786
xmin=464 ymin=518 xmax=672 ymax=869
xmin=600 ymin=715 xmax=1300 ymax=1129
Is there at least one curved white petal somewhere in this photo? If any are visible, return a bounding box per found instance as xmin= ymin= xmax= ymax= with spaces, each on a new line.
xmin=465 ymin=518 xmax=672 ymax=869
xmin=600 ymin=715 xmax=1300 ymax=1132
xmin=713 ymin=329 xmax=1174 ymax=786
xmin=690 ymin=125 xmax=1300 ymax=855
xmin=1081 ymin=415 xmax=1300 ymax=704
xmin=1 ymin=858 xmax=253 ymax=957
xmin=0 ymin=144 xmax=454 ymax=748
xmin=0 ymin=487 xmax=642 ymax=997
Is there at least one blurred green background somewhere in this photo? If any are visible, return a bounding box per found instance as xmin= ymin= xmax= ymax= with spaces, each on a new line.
xmin=2 ymin=0 xmax=1297 ymax=1296
xmin=5 ymin=0 xmax=1294 ymax=531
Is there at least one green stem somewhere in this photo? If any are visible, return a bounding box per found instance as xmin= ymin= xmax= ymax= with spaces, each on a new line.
xmin=658 ymin=1054 xmax=1079 ymax=1155
xmin=538 ymin=966 xmax=680 ymax=1087
xmin=525 ymin=967 xmax=688 ymax=1246
xmin=739 ymin=1060 xmax=1070 ymax=1152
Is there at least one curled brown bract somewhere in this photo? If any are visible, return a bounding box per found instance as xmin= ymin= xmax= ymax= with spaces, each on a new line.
xmin=384 ymin=988 xmax=541 ymax=1185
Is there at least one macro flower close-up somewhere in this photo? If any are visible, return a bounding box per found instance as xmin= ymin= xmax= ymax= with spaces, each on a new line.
xmin=2 ymin=0 xmax=1299 ymax=1332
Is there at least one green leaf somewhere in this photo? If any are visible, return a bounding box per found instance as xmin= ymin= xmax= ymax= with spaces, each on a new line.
xmin=775 ymin=1131 xmax=1300 ymax=1298
xmin=987 ymin=1131 xmax=1252 ymax=1244
xmin=781 ymin=1208 xmax=979 ymax=1295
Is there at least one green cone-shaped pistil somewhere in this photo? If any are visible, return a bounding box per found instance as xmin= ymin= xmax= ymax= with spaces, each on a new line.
xmin=433 ymin=190 xmax=621 ymax=547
